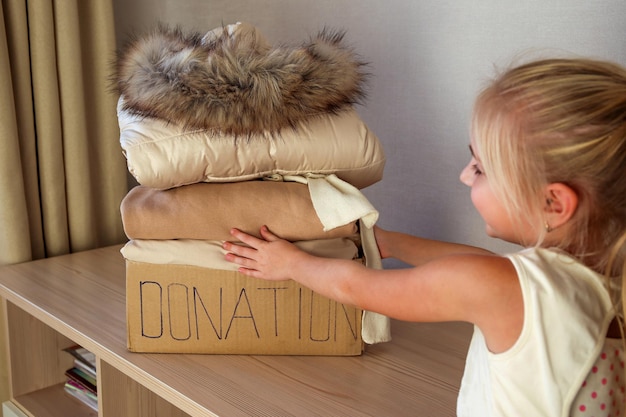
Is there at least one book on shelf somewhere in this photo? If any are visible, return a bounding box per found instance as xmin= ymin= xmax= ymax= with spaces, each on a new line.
xmin=65 ymin=367 xmax=97 ymax=394
xmin=63 ymin=345 xmax=96 ymax=375
xmin=63 ymin=345 xmax=98 ymax=411
xmin=73 ymin=358 xmax=97 ymax=380
xmin=64 ymin=379 xmax=98 ymax=412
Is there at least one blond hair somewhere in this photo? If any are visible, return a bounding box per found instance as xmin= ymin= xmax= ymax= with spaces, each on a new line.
xmin=471 ymin=57 xmax=626 ymax=326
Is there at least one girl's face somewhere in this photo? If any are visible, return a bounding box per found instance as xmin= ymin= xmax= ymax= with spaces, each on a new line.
xmin=459 ymin=143 xmax=538 ymax=245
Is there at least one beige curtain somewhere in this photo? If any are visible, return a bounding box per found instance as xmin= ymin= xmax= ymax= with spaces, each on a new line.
xmin=0 ymin=0 xmax=128 ymax=406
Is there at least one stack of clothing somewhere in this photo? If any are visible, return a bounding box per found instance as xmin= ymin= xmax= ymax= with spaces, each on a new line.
xmin=115 ymin=22 xmax=390 ymax=351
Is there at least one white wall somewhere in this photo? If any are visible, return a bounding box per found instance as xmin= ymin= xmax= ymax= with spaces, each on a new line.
xmin=113 ymin=0 xmax=626 ymax=267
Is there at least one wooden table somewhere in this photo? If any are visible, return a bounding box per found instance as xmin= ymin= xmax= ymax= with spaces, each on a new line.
xmin=0 ymin=245 xmax=471 ymax=417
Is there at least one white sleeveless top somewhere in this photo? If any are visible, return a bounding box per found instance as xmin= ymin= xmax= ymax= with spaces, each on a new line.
xmin=456 ymin=247 xmax=618 ymax=417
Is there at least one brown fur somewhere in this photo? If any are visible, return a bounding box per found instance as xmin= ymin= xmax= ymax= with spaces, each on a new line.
xmin=115 ymin=23 xmax=368 ymax=135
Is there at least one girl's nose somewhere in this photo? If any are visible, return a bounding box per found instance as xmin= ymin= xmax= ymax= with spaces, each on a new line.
xmin=459 ymin=161 xmax=475 ymax=187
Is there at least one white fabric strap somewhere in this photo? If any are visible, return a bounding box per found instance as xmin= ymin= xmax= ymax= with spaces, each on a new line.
xmin=359 ymin=220 xmax=392 ymax=344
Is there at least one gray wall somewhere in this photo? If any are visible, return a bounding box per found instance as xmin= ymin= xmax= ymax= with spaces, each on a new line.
xmin=113 ymin=1 xmax=626 ymax=266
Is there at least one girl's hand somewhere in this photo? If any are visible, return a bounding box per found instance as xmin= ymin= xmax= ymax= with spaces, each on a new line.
xmin=223 ymin=226 xmax=304 ymax=280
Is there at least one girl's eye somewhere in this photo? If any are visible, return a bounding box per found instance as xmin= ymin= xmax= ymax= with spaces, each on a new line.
xmin=472 ymin=164 xmax=483 ymax=176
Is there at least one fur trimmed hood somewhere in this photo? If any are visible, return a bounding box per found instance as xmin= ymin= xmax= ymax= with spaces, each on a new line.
xmin=115 ymin=22 xmax=367 ymax=135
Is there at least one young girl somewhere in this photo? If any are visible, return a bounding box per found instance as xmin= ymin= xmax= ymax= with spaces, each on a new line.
xmin=223 ymin=58 xmax=626 ymax=417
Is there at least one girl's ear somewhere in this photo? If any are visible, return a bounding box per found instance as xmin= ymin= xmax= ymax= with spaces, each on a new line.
xmin=544 ymin=183 xmax=579 ymax=229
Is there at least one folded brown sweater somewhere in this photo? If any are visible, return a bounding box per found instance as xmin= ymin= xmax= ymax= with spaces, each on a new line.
xmin=120 ymin=181 xmax=358 ymax=241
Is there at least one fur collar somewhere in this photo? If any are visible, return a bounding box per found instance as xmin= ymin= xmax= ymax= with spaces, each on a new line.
xmin=115 ymin=22 xmax=367 ymax=135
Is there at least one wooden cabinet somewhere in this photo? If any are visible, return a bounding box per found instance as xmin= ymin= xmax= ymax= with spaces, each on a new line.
xmin=0 ymin=246 xmax=471 ymax=417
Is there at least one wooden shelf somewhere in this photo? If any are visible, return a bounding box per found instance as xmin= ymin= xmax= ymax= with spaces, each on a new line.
xmin=13 ymin=383 xmax=97 ymax=417
xmin=0 ymin=245 xmax=471 ymax=416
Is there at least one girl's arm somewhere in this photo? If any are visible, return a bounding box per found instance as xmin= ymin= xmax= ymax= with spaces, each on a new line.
xmin=374 ymin=226 xmax=493 ymax=265
xmin=224 ymin=226 xmax=522 ymax=353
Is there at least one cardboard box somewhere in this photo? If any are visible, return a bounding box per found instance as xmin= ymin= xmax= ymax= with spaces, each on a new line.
xmin=126 ymin=260 xmax=364 ymax=355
